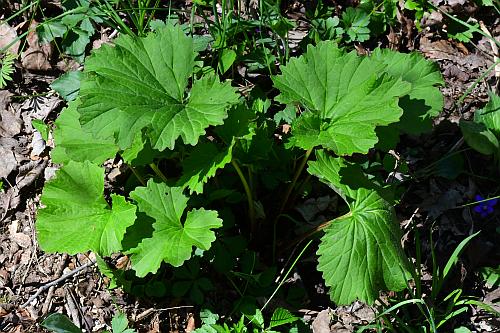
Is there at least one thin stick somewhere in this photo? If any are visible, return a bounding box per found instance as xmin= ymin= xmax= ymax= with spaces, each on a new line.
xmin=21 ymin=260 xmax=96 ymax=308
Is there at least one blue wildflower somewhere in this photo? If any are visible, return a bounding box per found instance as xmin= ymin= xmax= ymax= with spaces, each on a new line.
xmin=473 ymin=194 xmax=498 ymax=218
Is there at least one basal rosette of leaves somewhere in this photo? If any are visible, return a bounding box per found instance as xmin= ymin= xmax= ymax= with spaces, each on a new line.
xmin=36 ymin=26 xmax=444 ymax=306
xmin=272 ymin=42 xmax=438 ymax=304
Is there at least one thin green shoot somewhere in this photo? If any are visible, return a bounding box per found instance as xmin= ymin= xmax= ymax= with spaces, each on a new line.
xmin=375 ymin=298 xmax=436 ymax=332
xmin=148 ymin=163 xmax=168 ymax=183
xmin=439 ymin=232 xmax=480 ymax=293
xmin=278 ymin=148 xmax=313 ymax=216
xmin=127 ymin=165 xmax=146 ymax=186
xmin=231 ymin=159 xmax=256 ymax=236
xmin=457 ymin=58 xmax=500 ymax=106
xmin=455 ymin=195 xmax=500 ymax=209
xmin=260 ymin=239 xmax=313 ymax=311
xmin=1 ymin=0 xmax=39 ymax=24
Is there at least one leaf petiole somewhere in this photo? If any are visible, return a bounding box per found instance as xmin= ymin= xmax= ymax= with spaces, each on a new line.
xmin=278 ymin=148 xmax=313 ymax=216
xmin=149 ymin=163 xmax=168 ymax=183
xmin=128 ymin=165 xmax=146 ymax=186
xmin=231 ymin=159 xmax=256 ymax=236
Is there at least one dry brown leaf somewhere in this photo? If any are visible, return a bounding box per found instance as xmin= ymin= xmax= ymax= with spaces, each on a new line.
xmin=0 ymin=146 xmax=17 ymax=178
xmin=21 ymin=21 xmax=52 ymax=71
xmin=115 ymin=256 xmax=130 ymax=269
xmin=312 ymin=308 xmax=332 ymax=333
xmin=0 ymin=108 xmax=23 ymax=138
xmin=0 ymin=23 xmax=20 ymax=54
xmin=30 ymin=131 xmax=46 ymax=158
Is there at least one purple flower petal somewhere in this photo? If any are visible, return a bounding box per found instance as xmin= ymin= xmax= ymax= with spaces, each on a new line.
xmin=474 ymin=206 xmax=483 ymax=213
xmin=475 ymin=194 xmax=484 ymax=201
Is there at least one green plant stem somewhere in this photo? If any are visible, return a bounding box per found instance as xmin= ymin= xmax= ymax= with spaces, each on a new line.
xmin=261 ymin=239 xmax=313 ymax=311
xmin=231 ymin=159 xmax=256 ymax=236
xmin=454 ymin=194 xmax=500 ymax=209
xmin=128 ymin=165 xmax=146 ymax=186
xmin=272 ymin=210 xmax=352 ymax=262
xmin=414 ymin=229 xmax=422 ymax=298
xmin=278 ymin=148 xmax=313 ymax=215
xmin=149 ymin=163 xmax=168 ymax=183
xmin=457 ymin=58 xmax=500 ymax=106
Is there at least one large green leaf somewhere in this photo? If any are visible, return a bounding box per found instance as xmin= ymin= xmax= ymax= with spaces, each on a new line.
xmin=77 ymin=24 xmax=239 ymax=151
xmin=129 ymin=181 xmax=222 ymax=277
xmin=273 ymin=42 xmax=411 ymax=155
xmin=177 ymin=142 xmax=234 ymax=194
xmin=37 ymin=161 xmax=136 ymax=256
xmin=460 ymin=120 xmax=499 ymax=155
xmin=308 ymin=150 xmax=410 ymax=305
xmin=371 ymin=48 xmax=444 ymax=135
xmin=461 ymin=93 xmax=500 ymax=156
xmin=474 ymin=92 xmax=500 ymax=136
xmin=51 ymin=99 xmax=119 ymax=164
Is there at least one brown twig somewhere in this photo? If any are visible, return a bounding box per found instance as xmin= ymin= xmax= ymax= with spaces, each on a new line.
xmin=41 ymin=254 xmax=69 ymax=315
xmin=21 ymin=259 xmax=95 ymax=308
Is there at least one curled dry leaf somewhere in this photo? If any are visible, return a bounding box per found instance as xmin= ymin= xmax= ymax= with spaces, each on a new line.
xmin=21 ymin=21 xmax=52 ymax=71
xmin=0 ymin=91 xmax=22 ymax=138
xmin=8 ymin=220 xmax=32 ymax=249
xmin=30 ymin=130 xmax=46 ymax=158
xmin=0 ymin=22 xmax=20 ymax=54
xmin=312 ymin=308 xmax=332 ymax=333
xmin=0 ymin=146 xmax=17 ymax=179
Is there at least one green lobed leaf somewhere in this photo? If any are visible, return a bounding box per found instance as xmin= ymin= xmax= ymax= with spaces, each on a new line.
xmin=50 ymin=70 xmax=83 ymax=101
xmin=269 ymin=308 xmax=298 ymax=329
xmin=63 ymin=28 xmax=90 ymax=62
xmin=51 ymin=99 xmax=119 ymax=165
xmin=341 ymin=7 xmax=371 ymax=42
xmin=37 ymin=161 xmax=136 ymax=256
xmin=77 ymin=24 xmax=239 ymax=151
xmin=177 ymin=142 xmax=234 ymax=194
xmin=214 ymin=104 xmax=255 ymax=144
xmin=32 ymin=119 xmax=50 ymax=142
xmin=128 ymin=181 xmax=222 ymax=277
xmin=273 ymin=42 xmax=411 ymax=155
xmin=37 ymin=21 xmax=68 ymax=43
xmin=307 ymin=150 xmax=411 ymax=305
xmin=371 ymin=48 xmax=444 ymax=135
